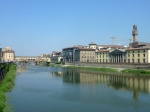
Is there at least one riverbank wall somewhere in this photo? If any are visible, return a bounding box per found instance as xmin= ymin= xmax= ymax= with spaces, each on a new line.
xmin=65 ymin=62 xmax=150 ymax=70
xmin=0 ymin=62 xmax=13 ymax=83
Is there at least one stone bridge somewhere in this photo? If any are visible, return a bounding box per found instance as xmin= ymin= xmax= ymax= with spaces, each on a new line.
xmin=15 ymin=56 xmax=39 ymax=62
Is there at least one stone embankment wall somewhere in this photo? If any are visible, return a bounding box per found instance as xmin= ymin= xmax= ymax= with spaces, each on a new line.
xmin=0 ymin=67 xmax=7 ymax=83
xmin=0 ymin=62 xmax=13 ymax=83
xmin=65 ymin=62 xmax=150 ymax=69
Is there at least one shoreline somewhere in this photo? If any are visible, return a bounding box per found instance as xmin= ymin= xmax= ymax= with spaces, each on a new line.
xmin=49 ymin=63 xmax=150 ymax=75
xmin=0 ymin=64 xmax=16 ymax=112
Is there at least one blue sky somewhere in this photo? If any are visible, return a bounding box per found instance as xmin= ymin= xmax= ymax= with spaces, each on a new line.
xmin=0 ymin=0 xmax=150 ymax=56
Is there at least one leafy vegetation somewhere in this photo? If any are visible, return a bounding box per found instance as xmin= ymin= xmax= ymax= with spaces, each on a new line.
xmin=49 ymin=63 xmax=62 ymax=67
xmin=0 ymin=64 xmax=16 ymax=112
xmin=65 ymin=66 xmax=118 ymax=72
xmin=121 ymin=69 xmax=150 ymax=75
xmin=65 ymin=65 xmax=150 ymax=75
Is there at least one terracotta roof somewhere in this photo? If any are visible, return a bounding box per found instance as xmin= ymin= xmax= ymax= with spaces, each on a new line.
xmin=127 ymin=47 xmax=150 ymax=50
xmin=98 ymin=45 xmax=125 ymax=48
xmin=96 ymin=50 xmax=109 ymax=52
xmin=63 ymin=45 xmax=84 ymax=50
xmin=3 ymin=47 xmax=15 ymax=53
xmin=76 ymin=48 xmax=95 ymax=51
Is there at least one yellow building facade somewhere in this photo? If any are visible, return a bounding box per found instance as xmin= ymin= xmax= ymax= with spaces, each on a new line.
xmin=2 ymin=47 xmax=15 ymax=62
xmin=126 ymin=48 xmax=150 ymax=63
xmin=75 ymin=48 xmax=95 ymax=62
xmin=95 ymin=50 xmax=109 ymax=63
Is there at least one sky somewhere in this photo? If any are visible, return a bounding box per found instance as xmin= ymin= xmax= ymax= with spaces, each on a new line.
xmin=0 ymin=0 xmax=150 ymax=56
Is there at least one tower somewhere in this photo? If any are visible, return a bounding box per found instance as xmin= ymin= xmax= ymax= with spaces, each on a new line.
xmin=132 ymin=25 xmax=138 ymax=42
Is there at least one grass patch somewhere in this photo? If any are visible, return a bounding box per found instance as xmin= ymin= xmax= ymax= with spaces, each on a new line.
xmin=0 ymin=64 xmax=16 ymax=112
xmin=65 ymin=65 xmax=150 ymax=75
xmin=121 ymin=69 xmax=150 ymax=75
xmin=49 ymin=63 xmax=62 ymax=67
xmin=65 ymin=66 xmax=118 ymax=72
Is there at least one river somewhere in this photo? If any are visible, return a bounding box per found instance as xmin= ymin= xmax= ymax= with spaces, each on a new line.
xmin=6 ymin=65 xmax=150 ymax=112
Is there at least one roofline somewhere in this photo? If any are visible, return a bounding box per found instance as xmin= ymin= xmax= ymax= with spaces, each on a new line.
xmin=126 ymin=48 xmax=150 ymax=50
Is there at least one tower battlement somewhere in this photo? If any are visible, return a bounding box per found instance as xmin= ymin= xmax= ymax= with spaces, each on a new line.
xmin=132 ymin=25 xmax=138 ymax=42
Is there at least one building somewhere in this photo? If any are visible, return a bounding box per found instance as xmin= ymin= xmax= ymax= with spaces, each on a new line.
xmin=126 ymin=48 xmax=150 ymax=63
xmin=127 ymin=25 xmax=150 ymax=63
xmin=2 ymin=47 xmax=15 ymax=62
xmin=96 ymin=50 xmax=109 ymax=63
xmin=63 ymin=25 xmax=150 ymax=64
xmin=63 ymin=46 xmax=83 ymax=63
xmin=40 ymin=54 xmax=51 ymax=62
xmin=95 ymin=25 xmax=150 ymax=64
xmin=51 ymin=51 xmax=63 ymax=63
xmin=96 ymin=46 xmax=127 ymax=63
xmin=75 ymin=48 xmax=96 ymax=62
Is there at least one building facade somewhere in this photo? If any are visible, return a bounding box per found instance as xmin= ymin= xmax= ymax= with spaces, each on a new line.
xmin=2 ymin=47 xmax=15 ymax=62
xmin=96 ymin=50 xmax=109 ymax=63
xmin=15 ymin=56 xmax=39 ymax=62
xmin=40 ymin=54 xmax=51 ymax=62
xmin=51 ymin=51 xmax=63 ymax=63
xmin=126 ymin=48 xmax=150 ymax=63
xmin=63 ymin=46 xmax=83 ymax=63
xmin=75 ymin=48 xmax=96 ymax=62
xmin=62 ymin=25 xmax=150 ymax=64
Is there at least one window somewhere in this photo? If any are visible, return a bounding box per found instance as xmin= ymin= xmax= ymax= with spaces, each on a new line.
xmin=128 ymin=54 xmax=130 ymax=57
xmin=138 ymin=50 xmax=140 ymax=53
xmin=143 ymin=59 xmax=145 ymax=63
xmin=132 ymin=54 xmax=134 ymax=57
xmin=100 ymin=59 xmax=101 ymax=62
xmin=143 ymin=54 xmax=145 ymax=57
xmin=132 ymin=59 xmax=134 ymax=63
xmin=133 ymin=51 xmax=134 ymax=53
xmin=106 ymin=59 xmax=107 ymax=62
xmin=128 ymin=59 xmax=130 ymax=63
xmin=138 ymin=54 xmax=140 ymax=57
xmin=143 ymin=50 xmax=145 ymax=53
xmin=138 ymin=59 xmax=140 ymax=63
xmin=103 ymin=59 xmax=104 ymax=62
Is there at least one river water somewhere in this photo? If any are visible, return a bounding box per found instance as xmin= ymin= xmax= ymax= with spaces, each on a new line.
xmin=6 ymin=65 xmax=150 ymax=112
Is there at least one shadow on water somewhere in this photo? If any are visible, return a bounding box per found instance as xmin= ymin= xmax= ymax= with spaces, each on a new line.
xmin=62 ymin=69 xmax=150 ymax=100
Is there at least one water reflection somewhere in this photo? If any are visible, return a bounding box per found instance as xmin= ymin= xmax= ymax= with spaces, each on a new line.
xmin=62 ymin=70 xmax=150 ymax=100
xmin=51 ymin=71 xmax=63 ymax=77
xmin=62 ymin=70 xmax=80 ymax=83
xmin=17 ymin=65 xmax=27 ymax=73
xmin=6 ymin=66 xmax=150 ymax=112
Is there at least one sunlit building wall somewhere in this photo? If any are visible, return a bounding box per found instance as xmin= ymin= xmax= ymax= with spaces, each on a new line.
xmin=2 ymin=47 xmax=15 ymax=62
